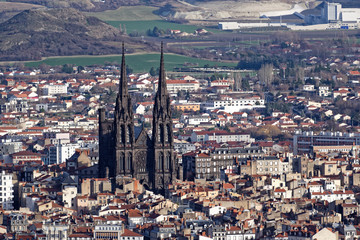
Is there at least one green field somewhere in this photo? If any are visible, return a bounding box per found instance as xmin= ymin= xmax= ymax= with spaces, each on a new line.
xmin=85 ymin=6 xmax=220 ymax=34
xmin=24 ymin=53 xmax=237 ymax=73
xmin=86 ymin=6 xmax=161 ymax=21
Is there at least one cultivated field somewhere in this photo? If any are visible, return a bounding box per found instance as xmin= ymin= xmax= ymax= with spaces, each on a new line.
xmin=85 ymin=6 xmax=161 ymax=21
xmin=24 ymin=53 xmax=238 ymax=72
xmin=86 ymin=6 xmax=221 ymax=35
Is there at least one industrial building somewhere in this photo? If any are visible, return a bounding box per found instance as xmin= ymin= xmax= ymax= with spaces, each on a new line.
xmin=219 ymin=1 xmax=360 ymax=31
xmin=306 ymin=2 xmax=360 ymax=29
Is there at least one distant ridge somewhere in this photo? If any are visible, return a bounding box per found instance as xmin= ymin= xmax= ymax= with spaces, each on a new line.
xmin=0 ymin=8 xmax=126 ymax=61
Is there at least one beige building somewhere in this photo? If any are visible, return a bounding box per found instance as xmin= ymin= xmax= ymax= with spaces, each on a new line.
xmin=255 ymin=156 xmax=292 ymax=175
xmin=342 ymin=203 xmax=359 ymax=217
xmin=81 ymin=178 xmax=111 ymax=197
xmin=322 ymin=162 xmax=339 ymax=176
xmin=352 ymin=172 xmax=360 ymax=187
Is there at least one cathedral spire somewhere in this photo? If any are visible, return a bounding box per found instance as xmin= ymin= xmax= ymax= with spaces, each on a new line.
xmin=154 ymin=42 xmax=170 ymax=117
xmin=159 ymin=42 xmax=167 ymax=95
xmin=153 ymin=42 xmax=172 ymax=143
xmin=119 ymin=42 xmax=128 ymax=99
xmin=114 ymin=42 xmax=134 ymax=149
xmin=115 ymin=42 xmax=131 ymax=115
xmin=152 ymin=42 xmax=175 ymax=193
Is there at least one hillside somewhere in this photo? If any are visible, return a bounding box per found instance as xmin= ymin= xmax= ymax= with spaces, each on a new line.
xmin=0 ymin=2 xmax=45 ymax=23
xmin=0 ymin=8 xmax=126 ymax=61
xmin=7 ymin=0 xmax=146 ymax=11
xmin=160 ymin=0 xmax=317 ymax=20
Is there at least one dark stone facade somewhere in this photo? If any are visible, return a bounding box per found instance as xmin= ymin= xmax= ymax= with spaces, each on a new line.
xmin=98 ymin=44 xmax=176 ymax=193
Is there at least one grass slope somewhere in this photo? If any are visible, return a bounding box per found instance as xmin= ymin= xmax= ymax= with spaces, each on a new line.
xmin=86 ymin=6 xmax=220 ymax=34
xmin=24 ymin=53 xmax=237 ymax=72
xmin=85 ymin=6 xmax=161 ymax=21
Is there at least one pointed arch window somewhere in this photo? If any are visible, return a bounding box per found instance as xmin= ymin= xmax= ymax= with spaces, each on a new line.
xmin=158 ymin=153 xmax=164 ymax=171
xmin=117 ymin=127 xmax=121 ymax=143
xmin=119 ymin=153 xmax=125 ymax=171
xmin=165 ymin=154 xmax=171 ymax=170
xmin=121 ymin=125 xmax=125 ymax=144
xmin=127 ymin=153 xmax=132 ymax=170
xmin=167 ymin=124 xmax=172 ymax=143
xmin=164 ymin=125 xmax=168 ymax=143
xmin=167 ymin=152 xmax=172 ymax=170
xmin=127 ymin=125 xmax=131 ymax=144
xmin=159 ymin=124 xmax=164 ymax=143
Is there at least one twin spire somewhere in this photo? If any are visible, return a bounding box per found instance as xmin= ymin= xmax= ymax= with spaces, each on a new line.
xmin=117 ymin=42 xmax=168 ymax=105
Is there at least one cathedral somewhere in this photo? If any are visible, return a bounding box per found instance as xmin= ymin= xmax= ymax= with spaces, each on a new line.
xmin=98 ymin=43 xmax=176 ymax=193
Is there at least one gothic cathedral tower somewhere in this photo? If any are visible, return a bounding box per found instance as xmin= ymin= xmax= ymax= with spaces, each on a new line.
xmin=114 ymin=43 xmax=135 ymax=178
xmin=98 ymin=43 xmax=176 ymax=193
xmin=152 ymin=43 xmax=176 ymax=193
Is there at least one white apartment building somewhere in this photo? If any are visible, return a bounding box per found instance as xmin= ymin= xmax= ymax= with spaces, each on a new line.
xmin=43 ymin=222 xmax=69 ymax=240
xmin=94 ymin=225 xmax=123 ymax=239
xmin=0 ymin=140 xmax=23 ymax=156
xmin=42 ymin=84 xmax=67 ymax=95
xmin=48 ymin=143 xmax=80 ymax=165
xmin=210 ymin=79 xmax=230 ymax=87
xmin=62 ymin=185 xmax=77 ymax=209
xmin=154 ymin=79 xmax=200 ymax=93
xmin=311 ymin=190 xmax=354 ymax=203
xmin=186 ymin=115 xmax=211 ymax=125
xmin=191 ymin=131 xmax=254 ymax=143
xmin=204 ymin=97 xmax=265 ymax=113
xmin=174 ymin=139 xmax=196 ymax=154
xmin=0 ymin=171 xmax=14 ymax=210
xmin=43 ymin=132 xmax=71 ymax=145
xmin=318 ymin=86 xmax=330 ymax=97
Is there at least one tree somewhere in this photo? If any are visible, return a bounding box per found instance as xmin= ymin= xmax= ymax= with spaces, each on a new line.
xmin=78 ymin=66 xmax=85 ymax=73
xmin=150 ymin=26 xmax=163 ymax=37
xmin=241 ymin=78 xmax=250 ymax=91
xmin=233 ymin=72 xmax=242 ymax=91
xmin=126 ymin=65 xmax=133 ymax=75
xmin=258 ymin=63 xmax=274 ymax=88
xmin=295 ymin=66 xmax=305 ymax=84
xmin=149 ymin=67 xmax=156 ymax=76
xmin=39 ymin=63 xmax=51 ymax=73
xmin=172 ymin=108 xmax=183 ymax=118
xmin=62 ymin=64 xmax=73 ymax=74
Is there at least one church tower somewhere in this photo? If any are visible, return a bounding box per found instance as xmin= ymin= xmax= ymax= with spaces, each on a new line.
xmin=114 ymin=43 xmax=135 ymax=178
xmin=152 ymin=43 xmax=176 ymax=192
xmin=98 ymin=43 xmax=176 ymax=194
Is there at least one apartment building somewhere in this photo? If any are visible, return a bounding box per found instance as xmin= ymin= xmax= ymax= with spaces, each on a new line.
xmin=203 ymin=96 xmax=265 ymax=113
xmin=47 ymin=143 xmax=80 ymax=165
xmin=293 ymin=131 xmax=360 ymax=155
xmin=191 ymin=131 xmax=254 ymax=143
xmin=42 ymin=84 xmax=68 ymax=95
xmin=183 ymin=146 xmax=265 ymax=180
xmin=0 ymin=171 xmax=14 ymax=210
